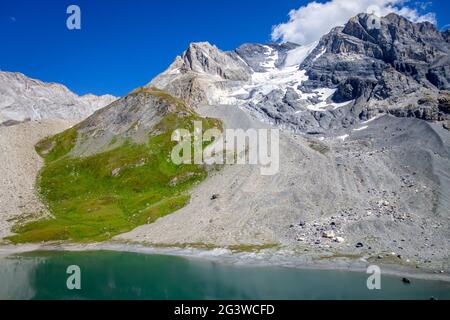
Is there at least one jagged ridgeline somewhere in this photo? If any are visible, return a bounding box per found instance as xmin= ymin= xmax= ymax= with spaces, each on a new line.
xmin=7 ymin=87 xmax=222 ymax=243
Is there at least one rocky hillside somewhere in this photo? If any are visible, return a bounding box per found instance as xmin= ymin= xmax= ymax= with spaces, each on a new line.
xmin=0 ymin=72 xmax=117 ymax=125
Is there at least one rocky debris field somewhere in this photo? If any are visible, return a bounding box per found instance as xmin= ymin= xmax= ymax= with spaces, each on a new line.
xmin=117 ymin=105 xmax=450 ymax=273
xmin=0 ymin=120 xmax=73 ymax=239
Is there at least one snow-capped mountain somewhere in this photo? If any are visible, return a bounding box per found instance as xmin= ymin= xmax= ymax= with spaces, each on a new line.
xmin=150 ymin=13 xmax=450 ymax=134
xmin=0 ymin=72 xmax=117 ymax=124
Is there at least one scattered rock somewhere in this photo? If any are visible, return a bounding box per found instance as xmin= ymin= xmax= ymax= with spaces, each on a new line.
xmin=210 ymin=194 xmax=219 ymax=200
xmin=111 ymin=168 xmax=121 ymax=177
xmin=322 ymin=230 xmax=335 ymax=239
xmin=334 ymin=236 xmax=345 ymax=243
xmin=378 ymin=200 xmax=390 ymax=207
xmin=402 ymin=278 xmax=411 ymax=284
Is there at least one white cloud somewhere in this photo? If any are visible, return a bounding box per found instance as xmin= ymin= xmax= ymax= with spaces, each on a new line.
xmin=271 ymin=0 xmax=437 ymax=45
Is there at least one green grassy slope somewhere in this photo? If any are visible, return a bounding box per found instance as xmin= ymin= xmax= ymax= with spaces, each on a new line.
xmin=7 ymin=90 xmax=222 ymax=243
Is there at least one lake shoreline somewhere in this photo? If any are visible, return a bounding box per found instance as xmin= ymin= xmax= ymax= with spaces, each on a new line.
xmin=1 ymin=242 xmax=449 ymax=283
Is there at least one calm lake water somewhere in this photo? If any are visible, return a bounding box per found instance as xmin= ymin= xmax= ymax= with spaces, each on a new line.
xmin=0 ymin=250 xmax=449 ymax=300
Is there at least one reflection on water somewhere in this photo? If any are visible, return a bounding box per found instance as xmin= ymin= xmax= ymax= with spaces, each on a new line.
xmin=0 ymin=251 xmax=449 ymax=300
xmin=0 ymin=255 xmax=41 ymax=299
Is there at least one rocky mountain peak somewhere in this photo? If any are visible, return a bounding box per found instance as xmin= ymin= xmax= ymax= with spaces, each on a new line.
xmin=147 ymin=12 xmax=449 ymax=134
xmin=0 ymin=71 xmax=117 ymax=125
xmin=179 ymin=41 xmax=251 ymax=81
xmin=319 ymin=12 xmax=445 ymax=63
xmin=300 ymin=12 xmax=449 ymax=118
xmin=148 ymin=41 xmax=252 ymax=107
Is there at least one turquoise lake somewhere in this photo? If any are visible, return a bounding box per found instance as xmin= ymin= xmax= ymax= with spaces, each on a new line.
xmin=0 ymin=250 xmax=449 ymax=300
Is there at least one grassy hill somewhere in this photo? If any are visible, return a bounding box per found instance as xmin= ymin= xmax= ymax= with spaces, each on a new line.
xmin=7 ymin=89 xmax=222 ymax=243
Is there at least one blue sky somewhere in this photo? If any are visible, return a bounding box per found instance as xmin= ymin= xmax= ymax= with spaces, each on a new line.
xmin=1 ymin=0 xmax=449 ymax=96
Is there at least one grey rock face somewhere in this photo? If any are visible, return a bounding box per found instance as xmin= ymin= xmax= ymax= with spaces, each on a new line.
xmin=388 ymin=92 xmax=450 ymax=121
xmin=235 ymin=43 xmax=273 ymax=73
xmin=301 ymin=13 xmax=450 ymax=123
xmin=181 ymin=42 xmax=251 ymax=81
xmin=246 ymin=87 xmax=359 ymax=134
xmin=149 ymin=42 xmax=252 ymax=107
xmin=235 ymin=42 xmax=299 ymax=72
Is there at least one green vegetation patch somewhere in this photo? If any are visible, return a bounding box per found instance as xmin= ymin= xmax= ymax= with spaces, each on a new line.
xmin=8 ymin=95 xmax=222 ymax=244
xmin=35 ymin=126 xmax=78 ymax=162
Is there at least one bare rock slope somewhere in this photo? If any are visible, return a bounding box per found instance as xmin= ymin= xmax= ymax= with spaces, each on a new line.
xmin=117 ymin=106 xmax=450 ymax=271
